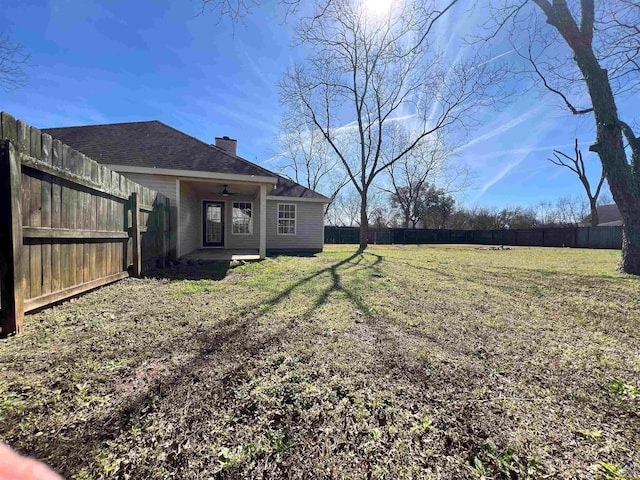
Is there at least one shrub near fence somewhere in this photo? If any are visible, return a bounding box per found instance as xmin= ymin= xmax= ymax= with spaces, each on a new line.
xmin=0 ymin=113 xmax=171 ymax=336
xmin=324 ymin=225 xmax=623 ymax=249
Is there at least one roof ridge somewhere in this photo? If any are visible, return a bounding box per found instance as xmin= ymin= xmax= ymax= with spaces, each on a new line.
xmin=152 ymin=121 xmax=278 ymax=178
xmin=45 ymin=120 xmax=160 ymax=130
xmin=209 ymin=144 xmax=277 ymax=178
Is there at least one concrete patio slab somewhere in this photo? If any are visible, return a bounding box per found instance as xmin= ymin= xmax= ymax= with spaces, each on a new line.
xmin=181 ymin=249 xmax=261 ymax=262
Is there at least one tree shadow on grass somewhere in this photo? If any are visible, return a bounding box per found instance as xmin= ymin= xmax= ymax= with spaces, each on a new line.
xmin=21 ymin=249 xmax=385 ymax=476
xmin=260 ymin=251 xmax=384 ymax=320
xmin=302 ymin=251 xmax=385 ymax=319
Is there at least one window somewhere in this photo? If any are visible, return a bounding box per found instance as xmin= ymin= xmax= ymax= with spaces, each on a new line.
xmin=232 ymin=202 xmax=252 ymax=235
xmin=278 ymin=204 xmax=296 ymax=235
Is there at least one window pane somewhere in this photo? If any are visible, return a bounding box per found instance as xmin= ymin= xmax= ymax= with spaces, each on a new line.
xmin=278 ymin=205 xmax=296 ymax=234
xmin=232 ymin=202 xmax=252 ymax=234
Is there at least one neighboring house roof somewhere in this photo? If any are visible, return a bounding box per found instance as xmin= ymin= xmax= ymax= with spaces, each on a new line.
xmin=43 ymin=120 xmax=328 ymax=201
xmin=579 ymin=204 xmax=621 ymax=226
xmin=597 ymin=219 xmax=623 ymax=226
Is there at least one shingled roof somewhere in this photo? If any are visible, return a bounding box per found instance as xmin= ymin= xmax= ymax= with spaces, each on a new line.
xmin=271 ymin=176 xmax=330 ymax=200
xmin=580 ymin=204 xmax=622 ymax=226
xmin=43 ymin=120 xmax=275 ymax=178
xmin=43 ymin=120 xmax=328 ymax=200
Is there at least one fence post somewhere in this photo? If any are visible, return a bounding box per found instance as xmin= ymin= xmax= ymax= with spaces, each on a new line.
xmin=131 ymin=192 xmax=141 ymax=277
xmin=161 ymin=198 xmax=170 ymax=267
xmin=0 ymin=141 xmax=24 ymax=335
xmin=157 ymin=198 xmax=165 ymax=269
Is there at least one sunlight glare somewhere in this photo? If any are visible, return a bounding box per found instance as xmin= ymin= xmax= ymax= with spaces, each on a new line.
xmin=364 ymin=0 xmax=394 ymax=16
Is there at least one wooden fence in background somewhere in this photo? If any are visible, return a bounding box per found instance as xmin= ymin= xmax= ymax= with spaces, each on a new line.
xmin=324 ymin=225 xmax=623 ymax=249
xmin=0 ymin=113 xmax=171 ymax=336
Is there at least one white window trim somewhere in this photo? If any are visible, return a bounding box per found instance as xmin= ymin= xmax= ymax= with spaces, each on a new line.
xmin=277 ymin=203 xmax=297 ymax=236
xmin=231 ymin=201 xmax=253 ymax=236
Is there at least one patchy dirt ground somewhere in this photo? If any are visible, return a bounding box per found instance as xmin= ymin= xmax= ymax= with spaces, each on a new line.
xmin=1 ymin=245 xmax=639 ymax=479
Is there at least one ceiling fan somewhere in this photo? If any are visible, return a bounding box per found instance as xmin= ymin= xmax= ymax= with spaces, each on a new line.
xmin=220 ymin=184 xmax=240 ymax=196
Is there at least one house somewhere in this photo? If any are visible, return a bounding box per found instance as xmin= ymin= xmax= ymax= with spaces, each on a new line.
xmin=43 ymin=121 xmax=329 ymax=260
xmin=579 ymin=204 xmax=622 ymax=227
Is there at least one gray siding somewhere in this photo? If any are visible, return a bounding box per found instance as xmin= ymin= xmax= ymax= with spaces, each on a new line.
xmin=120 ymin=173 xmax=178 ymax=203
xmin=179 ymin=181 xmax=201 ymax=257
xmin=266 ymin=200 xmax=325 ymax=251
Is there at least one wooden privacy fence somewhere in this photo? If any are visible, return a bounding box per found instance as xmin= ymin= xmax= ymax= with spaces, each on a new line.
xmin=0 ymin=113 xmax=171 ymax=336
xmin=324 ymin=225 xmax=623 ymax=249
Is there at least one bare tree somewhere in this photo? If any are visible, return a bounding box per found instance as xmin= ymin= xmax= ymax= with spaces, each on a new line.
xmin=382 ymin=126 xmax=470 ymax=228
xmin=385 ymin=136 xmax=446 ymax=228
xmin=199 ymin=0 xmax=305 ymax=21
xmin=326 ymin=187 xmax=362 ymax=226
xmin=554 ymin=195 xmax=590 ymax=225
xmin=482 ymin=0 xmax=640 ymax=273
xmin=276 ymin=117 xmax=349 ymax=215
xmin=280 ymin=0 xmax=498 ymax=249
xmin=598 ymin=191 xmax=614 ymax=207
xmin=548 ymin=139 xmax=606 ymax=227
xmin=535 ymin=200 xmax=557 ymax=226
xmin=0 ymin=33 xmax=29 ymax=91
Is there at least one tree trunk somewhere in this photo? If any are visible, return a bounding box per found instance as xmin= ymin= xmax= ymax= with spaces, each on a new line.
xmin=535 ymin=2 xmax=640 ymax=273
xmin=589 ymin=198 xmax=599 ymax=227
xmin=572 ymin=41 xmax=640 ymax=273
xmin=619 ymin=215 xmax=640 ymax=274
xmin=359 ymin=195 xmax=368 ymax=251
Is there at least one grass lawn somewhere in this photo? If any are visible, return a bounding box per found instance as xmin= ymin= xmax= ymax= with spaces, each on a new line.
xmin=1 ymin=244 xmax=639 ymax=479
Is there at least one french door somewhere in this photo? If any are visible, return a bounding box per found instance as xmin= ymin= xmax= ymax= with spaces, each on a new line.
xmin=203 ymin=201 xmax=224 ymax=247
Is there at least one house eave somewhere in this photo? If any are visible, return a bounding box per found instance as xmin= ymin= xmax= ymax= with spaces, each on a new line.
xmin=105 ymin=164 xmax=278 ymax=185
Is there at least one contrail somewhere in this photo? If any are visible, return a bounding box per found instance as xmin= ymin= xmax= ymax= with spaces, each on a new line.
xmin=453 ymin=106 xmax=544 ymax=155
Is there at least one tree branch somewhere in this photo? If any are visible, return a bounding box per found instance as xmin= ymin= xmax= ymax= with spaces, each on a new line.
xmin=526 ymin=44 xmax=593 ymax=115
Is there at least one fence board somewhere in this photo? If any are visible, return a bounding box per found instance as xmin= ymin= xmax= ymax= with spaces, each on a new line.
xmin=0 ymin=113 xmax=172 ymax=335
xmin=73 ymin=152 xmax=84 ymax=284
xmin=132 ymin=192 xmax=141 ymax=277
xmin=18 ymin=123 xmax=31 ymax=302
xmin=0 ymin=141 xmax=24 ymax=335
xmin=325 ymin=226 xmax=623 ymax=250
xmin=41 ymin=134 xmax=52 ymax=295
xmin=51 ymin=139 xmax=62 ymax=293
xmin=80 ymin=155 xmax=90 ymax=283
xmin=89 ymin=162 xmax=98 ymax=281
xmin=29 ymin=168 xmax=42 ymax=299
xmin=24 ymin=272 xmax=129 ymax=313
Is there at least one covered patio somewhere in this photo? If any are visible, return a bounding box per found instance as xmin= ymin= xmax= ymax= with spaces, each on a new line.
xmin=177 ymin=178 xmax=273 ymax=260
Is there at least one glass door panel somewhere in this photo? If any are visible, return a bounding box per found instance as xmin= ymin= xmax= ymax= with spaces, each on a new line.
xmin=203 ymin=201 xmax=224 ymax=247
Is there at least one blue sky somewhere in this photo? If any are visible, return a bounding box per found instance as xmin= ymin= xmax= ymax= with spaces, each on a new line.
xmin=1 ymin=0 xmax=635 ymax=209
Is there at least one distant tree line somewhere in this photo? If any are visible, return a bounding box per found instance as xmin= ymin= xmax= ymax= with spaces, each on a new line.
xmin=328 ymin=191 xmax=614 ymax=230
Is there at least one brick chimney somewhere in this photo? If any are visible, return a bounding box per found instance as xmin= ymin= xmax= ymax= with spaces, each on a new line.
xmin=215 ymin=136 xmax=237 ymax=156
